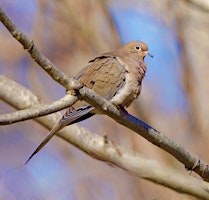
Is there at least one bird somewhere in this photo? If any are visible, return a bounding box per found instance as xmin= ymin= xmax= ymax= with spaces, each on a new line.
xmin=25 ymin=41 xmax=153 ymax=164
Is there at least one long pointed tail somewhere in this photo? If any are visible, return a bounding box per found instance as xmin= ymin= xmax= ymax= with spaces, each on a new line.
xmin=25 ymin=107 xmax=95 ymax=164
xmin=25 ymin=123 xmax=64 ymax=164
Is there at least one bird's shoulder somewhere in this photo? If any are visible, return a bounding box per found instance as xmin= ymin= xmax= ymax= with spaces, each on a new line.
xmin=76 ymin=52 xmax=126 ymax=82
xmin=75 ymin=52 xmax=127 ymax=100
xmin=88 ymin=51 xmax=117 ymax=63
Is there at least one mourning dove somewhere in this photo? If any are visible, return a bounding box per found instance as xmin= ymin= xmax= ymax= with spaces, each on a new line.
xmin=26 ymin=41 xmax=153 ymax=163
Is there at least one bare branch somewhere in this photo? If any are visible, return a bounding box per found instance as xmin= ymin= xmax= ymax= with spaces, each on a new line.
xmin=0 ymin=7 xmax=80 ymax=91
xmin=0 ymin=79 xmax=76 ymax=125
xmin=1 ymin=76 xmax=209 ymax=199
xmin=78 ymin=86 xmax=209 ymax=180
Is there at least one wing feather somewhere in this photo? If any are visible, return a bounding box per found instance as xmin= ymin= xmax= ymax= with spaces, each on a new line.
xmin=63 ymin=55 xmax=126 ymax=125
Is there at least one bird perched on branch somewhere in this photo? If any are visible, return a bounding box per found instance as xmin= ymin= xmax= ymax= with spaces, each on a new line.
xmin=26 ymin=41 xmax=153 ymax=163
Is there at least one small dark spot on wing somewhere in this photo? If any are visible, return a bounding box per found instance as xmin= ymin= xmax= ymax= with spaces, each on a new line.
xmin=90 ymin=80 xmax=95 ymax=85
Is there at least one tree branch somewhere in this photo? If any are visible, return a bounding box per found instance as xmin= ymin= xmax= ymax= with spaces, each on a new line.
xmin=0 ymin=75 xmax=77 ymax=125
xmin=1 ymin=75 xmax=209 ymax=199
xmin=0 ymin=6 xmax=81 ymax=91
xmin=79 ymin=86 xmax=208 ymax=173
xmin=0 ymin=96 xmax=76 ymax=125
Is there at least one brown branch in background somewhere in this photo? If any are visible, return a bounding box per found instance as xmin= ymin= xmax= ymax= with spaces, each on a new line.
xmin=1 ymin=6 xmax=209 ymax=182
xmin=185 ymin=0 xmax=209 ymax=13
xmin=0 ymin=7 xmax=80 ymax=91
xmin=1 ymin=75 xmax=209 ymax=200
xmin=175 ymin=5 xmax=203 ymax=137
xmin=57 ymin=0 xmax=120 ymax=50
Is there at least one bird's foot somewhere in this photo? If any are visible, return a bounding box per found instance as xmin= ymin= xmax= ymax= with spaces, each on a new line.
xmin=116 ymin=105 xmax=128 ymax=114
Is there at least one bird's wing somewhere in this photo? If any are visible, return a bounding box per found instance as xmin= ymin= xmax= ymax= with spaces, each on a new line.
xmin=78 ymin=55 xmax=126 ymax=101
xmin=61 ymin=54 xmax=127 ymax=123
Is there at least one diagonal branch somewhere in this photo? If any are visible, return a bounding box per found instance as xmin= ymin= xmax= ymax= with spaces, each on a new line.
xmin=0 ymin=6 xmax=80 ymax=91
xmin=1 ymin=6 xmax=209 ymax=182
xmin=1 ymin=75 xmax=209 ymax=200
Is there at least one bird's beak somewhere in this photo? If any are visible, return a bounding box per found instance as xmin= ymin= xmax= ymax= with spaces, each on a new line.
xmin=145 ymin=51 xmax=154 ymax=58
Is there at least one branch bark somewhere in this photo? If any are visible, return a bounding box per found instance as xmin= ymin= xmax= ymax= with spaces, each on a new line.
xmin=0 ymin=6 xmax=80 ymax=91
xmin=0 ymin=75 xmax=77 ymax=124
xmin=1 ymin=75 xmax=209 ymax=200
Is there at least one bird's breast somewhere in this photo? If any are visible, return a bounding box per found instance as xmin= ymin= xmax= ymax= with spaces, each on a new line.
xmin=110 ymin=70 xmax=142 ymax=107
xmin=110 ymin=56 xmax=146 ymax=107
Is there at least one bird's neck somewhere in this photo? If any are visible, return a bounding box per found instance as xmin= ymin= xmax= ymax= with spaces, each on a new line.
xmin=118 ymin=54 xmax=147 ymax=79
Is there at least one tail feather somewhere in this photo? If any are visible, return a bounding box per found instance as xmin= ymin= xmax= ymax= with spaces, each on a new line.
xmin=25 ymin=123 xmax=64 ymax=164
xmin=25 ymin=105 xmax=95 ymax=164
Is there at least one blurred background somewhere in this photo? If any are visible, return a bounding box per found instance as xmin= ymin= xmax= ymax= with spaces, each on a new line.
xmin=0 ymin=0 xmax=209 ymax=199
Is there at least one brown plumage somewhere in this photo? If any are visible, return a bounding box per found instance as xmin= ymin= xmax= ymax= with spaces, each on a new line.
xmin=25 ymin=41 xmax=153 ymax=164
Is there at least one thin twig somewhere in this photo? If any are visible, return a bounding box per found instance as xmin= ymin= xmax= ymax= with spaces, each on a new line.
xmin=0 ymin=87 xmax=76 ymax=125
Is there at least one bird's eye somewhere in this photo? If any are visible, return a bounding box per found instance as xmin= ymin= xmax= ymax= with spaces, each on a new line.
xmin=135 ymin=46 xmax=141 ymax=51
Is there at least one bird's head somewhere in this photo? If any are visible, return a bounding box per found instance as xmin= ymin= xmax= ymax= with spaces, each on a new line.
xmin=120 ymin=41 xmax=153 ymax=59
